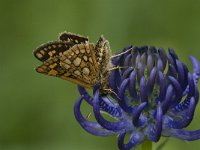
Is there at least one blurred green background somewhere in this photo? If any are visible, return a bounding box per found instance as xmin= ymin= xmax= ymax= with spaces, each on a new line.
xmin=0 ymin=0 xmax=200 ymax=150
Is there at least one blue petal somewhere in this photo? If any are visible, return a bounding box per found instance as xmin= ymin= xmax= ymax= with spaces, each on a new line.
xmin=158 ymin=48 xmax=167 ymax=69
xmin=147 ymin=102 xmax=163 ymax=142
xmin=118 ymin=130 xmax=144 ymax=150
xmin=161 ymin=85 xmax=174 ymax=114
xmin=136 ymin=61 xmax=144 ymax=83
xmin=149 ymin=46 xmax=157 ymax=54
xmin=131 ymin=47 xmax=139 ymax=67
xmin=118 ymin=78 xmax=134 ymax=113
xmin=74 ymin=96 xmax=114 ymax=136
xmin=109 ymin=68 xmax=121 ymax=93
xmin=167 ymin=64 xmax=177 ymax=78
xmin=132 ymin=102 xmax=147 ymax=126
xmin=155 ymin=102 xmax=163 ymax=141
xmin=93 ymin=91 xmax=130 ymax=131
xmin=168 ymin=76 xmax=183 ymax=106
xmin=119 ymin=78 xmax=129 ymax=99
xmin=139 ymin=45 xmax=148 ymax=53
xmin=190 ymin=55 xmax=200 ymax=84
xmin=141 ymin=52 xmax=147 ymax=66
xmin=99 ymin=96 xmax=122 ymax=118
xmin=147 ymin=67 xmax=157 ymax=96
xmin=157 ymin=58 xmax=164 ymax=71
xmin=162 ymin=127 xmax=200 ymax=141
xmin=140 ymin=76 xmax=148 ymax=103
xmin=166 ymin=97 xmax=196 ymax=129
xmin=167 ymin=54 xmax=176 ymax=67
xmin=129 ymin=70 xmax=139 ymax=100
xmin=124 ymin=54 xmax=132 ymax=67
xmin=176 ymin=60 xmax=186 ymax=89
xmin=147 ymin=54 xmax=154 ymax=74
xmin=77 ymin=86 xmax=93 ymax=105
xmin=122 ymin=67 xmax=133 ymax=79
xmin=168 ymin=48 xmax=178 ymax=60
xmin=175 ymin=73 xmax=195 ymax=111
xmin=158 ymin=71 xmax=167 ymax=101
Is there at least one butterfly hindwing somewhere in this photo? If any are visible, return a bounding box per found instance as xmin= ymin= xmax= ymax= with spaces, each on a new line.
xmin=60 ymin=43 xmax=100 ymax=83
xmin=35 ymin=42 xmax=100 ymax=88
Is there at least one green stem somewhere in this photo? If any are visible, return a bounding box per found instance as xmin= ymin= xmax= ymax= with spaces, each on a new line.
xmin=139 ymin=140 xmax=152 ymax=150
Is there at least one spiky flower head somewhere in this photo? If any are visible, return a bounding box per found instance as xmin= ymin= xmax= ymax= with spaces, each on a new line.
xmin=74 ymin=45 xmax=200 ymax=150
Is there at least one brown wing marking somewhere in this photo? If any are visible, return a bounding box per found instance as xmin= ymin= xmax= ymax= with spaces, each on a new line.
xmin=59 ymin=32 xmax=88 ymax=44
xmin=33 ymin=41 xmax=74 ymax=62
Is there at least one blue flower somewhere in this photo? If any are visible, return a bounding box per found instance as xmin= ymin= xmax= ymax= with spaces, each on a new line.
xmin=74 ymin=45 xmax=200 ymax=150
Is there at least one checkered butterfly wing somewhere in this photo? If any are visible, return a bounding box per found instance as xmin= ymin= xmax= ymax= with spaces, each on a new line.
xmin=34 ymin=32 xmax=88 ymax=62
xmin=33 ymin=41 xmax=74 ymax=62
xmin=94 ymin=36 xmax=111 ymax=72
xmin=59 ymin=32 xmax=88 ymax=44
xmin=35 ymin=42 xmax=100 ymax=88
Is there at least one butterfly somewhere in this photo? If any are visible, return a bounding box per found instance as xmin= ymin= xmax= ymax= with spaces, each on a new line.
xmin=33 ymin=32 xmax=112 ymax=90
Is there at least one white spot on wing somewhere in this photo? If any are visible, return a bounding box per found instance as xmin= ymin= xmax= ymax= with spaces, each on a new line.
xmin=73 ymin=57 xmax=82 ymax=66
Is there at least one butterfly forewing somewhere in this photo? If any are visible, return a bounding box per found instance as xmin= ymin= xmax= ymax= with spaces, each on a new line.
xmin=59 ymin=32 xmax=88 ymax=44
xmin=33 ymin=41 xmax=74 ymax=62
